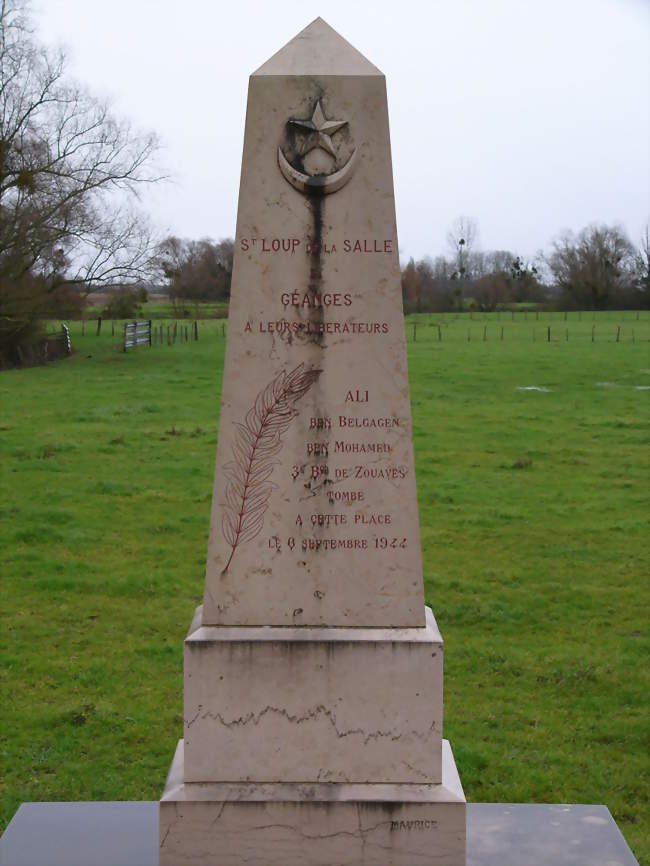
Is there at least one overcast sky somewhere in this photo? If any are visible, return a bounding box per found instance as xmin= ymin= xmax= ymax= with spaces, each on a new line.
xmin=36 ymin=0 xmax=649 ymax=263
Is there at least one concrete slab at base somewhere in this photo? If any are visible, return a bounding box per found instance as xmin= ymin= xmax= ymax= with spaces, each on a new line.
xmin=184 ymin=605 xmax=443 ymax=784
xmin=159 ymin=739 xmax=466 ymax=866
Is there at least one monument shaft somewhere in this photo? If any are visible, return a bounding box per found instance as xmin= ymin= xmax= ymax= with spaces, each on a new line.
xmin=202 ymin=70 xmax=425 ymax=628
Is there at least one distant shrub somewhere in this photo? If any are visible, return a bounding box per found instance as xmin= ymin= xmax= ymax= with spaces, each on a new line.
xmin=0 ymin=275 xmax=82 ymax=368
xmin=102 ymin=287 xmax=146 ymax=319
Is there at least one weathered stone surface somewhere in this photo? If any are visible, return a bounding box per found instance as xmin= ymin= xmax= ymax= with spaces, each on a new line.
xmin=253 ymin=16 xmax=382 ymax=77
xmin=160 ymin=740 xmax=466 ymax=866
xmin=183 ymin=605 xmax=443 ymax=784
xmin=159 ymin=19 xmax=466 ymax=865
xmin=202 ymin=17 xmax=425 ymax=628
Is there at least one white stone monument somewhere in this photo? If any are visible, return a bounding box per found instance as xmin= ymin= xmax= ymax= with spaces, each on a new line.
xmin=159 ymin=18 xmax=466 ymax=865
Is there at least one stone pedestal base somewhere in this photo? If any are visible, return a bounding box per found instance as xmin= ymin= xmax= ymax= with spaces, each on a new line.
xmin=184 ymin=605 xmax=443 ymax=784
xmin=159 ymin=739 xmax=466 ymax=866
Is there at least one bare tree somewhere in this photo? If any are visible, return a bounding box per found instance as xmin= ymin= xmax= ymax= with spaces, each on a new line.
xmin=446 ymin=216 xmax=479 ymax=275
xmin=446 ymin=216 xmax=479 ymax=309
xmin=157 ymin=236 xmax=234 ymax=312
xmin=0 ymin=0 xmax=162 ymax=359
xmin=547 ymin=224 xmax=639 ymax=309
xmin=400 ymin=257 xmax=421 ymax=311
xmin=485 ymin=249 xmax=515 ymax=275
xmin=636 ymin=223 xmax=649 ymax=300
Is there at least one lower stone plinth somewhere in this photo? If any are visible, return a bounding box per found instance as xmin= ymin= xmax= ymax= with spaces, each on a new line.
xmin=184 ymin=605 xmax=443 ymax=784
xmin=159 ymin=739 xmax=466 ymax=866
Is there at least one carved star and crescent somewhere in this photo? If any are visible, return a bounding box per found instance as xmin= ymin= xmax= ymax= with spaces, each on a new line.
xmin=290 ymin=100 xmax=348 ymax=157
xmin=278 ymin=98 xmax=358 ymax=196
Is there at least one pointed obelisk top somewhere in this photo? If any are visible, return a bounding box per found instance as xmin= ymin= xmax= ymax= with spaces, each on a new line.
xmin=253 ymin=17 xmax=383 ymax=77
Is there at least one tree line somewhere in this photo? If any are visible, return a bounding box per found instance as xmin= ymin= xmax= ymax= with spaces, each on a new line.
xmin=0 ymin=0 xmax=647 ymax=367
xmin=402 ymin=217 xmax=649 ymax=314
xmin=156 ymin=218 xmax=649 ymax=317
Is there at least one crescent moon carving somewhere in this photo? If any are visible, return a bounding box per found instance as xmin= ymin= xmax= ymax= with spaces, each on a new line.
xmin=278 ymin=147 xmax=357 ymax=196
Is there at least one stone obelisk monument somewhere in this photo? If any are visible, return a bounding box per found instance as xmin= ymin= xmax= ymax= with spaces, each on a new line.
xmin=159 ymin=19 xmax=466 ymax=865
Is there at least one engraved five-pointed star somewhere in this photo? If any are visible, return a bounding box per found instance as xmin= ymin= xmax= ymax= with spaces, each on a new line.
xmin=290 ymin=100 xmax=348 ymax=158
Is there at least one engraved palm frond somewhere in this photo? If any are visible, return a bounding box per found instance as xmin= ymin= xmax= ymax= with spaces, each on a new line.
xmin=221 ymin=363 xmax=321 ymax=572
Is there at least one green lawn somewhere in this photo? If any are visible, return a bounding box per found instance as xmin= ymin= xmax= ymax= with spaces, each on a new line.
xmin=1 ymin=311 xmax=648 ymax=860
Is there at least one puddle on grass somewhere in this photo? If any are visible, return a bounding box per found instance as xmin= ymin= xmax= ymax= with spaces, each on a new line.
xmin=597 ymin=381 xmax=650 ymax=391
xmin=516 ymin=386 xmax=551 ymax=393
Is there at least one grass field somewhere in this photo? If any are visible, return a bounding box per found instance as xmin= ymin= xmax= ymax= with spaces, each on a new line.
xmin=1 ymin=311 xmax=648 ymax=860
xmin=83 ymin=296 xmax=229 ymax=320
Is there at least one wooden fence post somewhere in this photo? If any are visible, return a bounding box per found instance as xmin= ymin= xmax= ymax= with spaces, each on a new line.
xmin=412 ymin=322 xmax=417 ymax=341
xmin=500 ymin=326 xmax=504 ymax=341
xmin=96 ymin=317 xmax=102 ymax=336
xmin=167 ymin=325 xmax=171 ymax=345
xmin=591 ymin=325 xmax=595 ymax=342
xmin=547 ymin=326 xmax=551 ymax=342
xmin=194 ymin=321 xmax=198 ymax=341
xmin=185 ymin=325 xmax=188 ymax=342
xmin=437 ymin=324 xmax=441 ymax=341
xmin=616 ymin=325 xmax=621 ymax=343
xmin=483 ymin=325 xmax=487 ymax=341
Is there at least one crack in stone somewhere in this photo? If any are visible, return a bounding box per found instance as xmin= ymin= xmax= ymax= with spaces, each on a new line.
xmin=186 ymin=708 xmax=202 ymax=728
xmin=188 ymin=702 xmax=437 ymax=746
xmin=159 ymin=803 xmax=179 ymax=849
xmin=159 ymin=824 xmax=172 ymax=849
xmin=356 ymin=801 xmax=368 ymax=858
xmin=402 ymin=760 xmax=434 ymax=782
xmin=245 ymin=817 xmax=391 ymax=841
xmin=210 ymin=799 xmax=229 ymax=827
